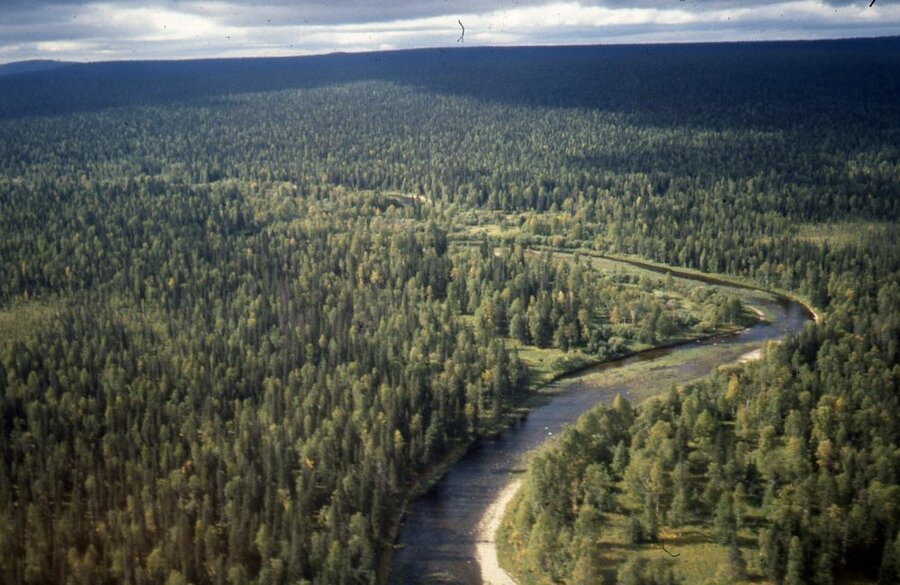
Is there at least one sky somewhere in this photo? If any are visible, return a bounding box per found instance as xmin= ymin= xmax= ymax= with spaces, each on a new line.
xmin=0 ymin=1 xmax=898 ymax=65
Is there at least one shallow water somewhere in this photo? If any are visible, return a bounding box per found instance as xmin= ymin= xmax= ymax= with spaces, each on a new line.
xmin=389 ymin=286 xmax=812 ymax=584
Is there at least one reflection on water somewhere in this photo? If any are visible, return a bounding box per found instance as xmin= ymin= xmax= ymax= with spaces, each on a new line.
xmin=389 ymin=292 xmax=811 ymax=584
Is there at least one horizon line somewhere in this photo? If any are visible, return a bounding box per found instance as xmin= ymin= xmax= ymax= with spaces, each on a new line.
xmin=2 ymin=33 xmax=898 ymax=68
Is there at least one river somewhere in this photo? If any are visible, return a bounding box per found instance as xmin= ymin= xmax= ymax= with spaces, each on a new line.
xmin=388 ymin=264 xmax=813 ymax=584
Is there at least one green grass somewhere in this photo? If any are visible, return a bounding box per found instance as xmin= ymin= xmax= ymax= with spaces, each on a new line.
xmin=495 ymin=320 xmax=794 ymax=585
xmin=450 ymin=211 xmax=829 ymax=321
xmin=509 ymin=317 xmax=756 ymax=402
xmin=496 ymin=330 xmax=868 ymax=585
xmin=512 ymin=342 xmax=596 ymax=389
xmin=497 ymin=247 xmax=768 ymax=402
xmin=564 ymin=343 xmax=757 ymax=403
xmin=496 ymin=489 xmax=537 ymax=583
xmin=0 ymin=298 xmax=61 ymax=346
xmin=500 ymin=490 xmax=780 ymax=585
xmin=502 ymin=498 xmax=875 ymax=585
xmin=797 ymin=221 xmax=891 ymax=247
xmin=458 ymin=211 xmax=524 ymax=241
xmin=582 ymin=514 xmax=765 ymax=585
xmin=487 ymin=233 xmax=821 ymax=320
xmin=579 ymin=249 xmax=823 ymax=320
xmin=111 ymin=296 xmax=172 ymax=342
xmin=381 ymin=190 xmax=431 ymax=206
xmin=471 ymin=238 xmax=789 ymax=322
xmin=465 ymin=223 xmax=523 ymax=240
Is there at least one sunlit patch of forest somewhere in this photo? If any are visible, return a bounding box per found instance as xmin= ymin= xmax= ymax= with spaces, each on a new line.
xmin=0 ymin=38 xmax=898 ymax=584
xmin=795 ymin=222 xmax=893 ymax=248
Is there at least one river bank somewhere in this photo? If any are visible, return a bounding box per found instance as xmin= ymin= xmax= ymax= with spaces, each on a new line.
xmin=387 ymin=251 xmax=814 ymax=585
xmin=483 ymin=321 xmax=777 ymax=585
xmin=477 ymin=479 xmax=522 ymax=585
xmin=388 ymin=254 xmax=812 ymax=583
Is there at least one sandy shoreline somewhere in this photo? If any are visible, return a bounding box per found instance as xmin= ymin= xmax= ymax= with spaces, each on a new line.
xmin=471 ymin=299 xmax=811 ymax=585
xmin=738 ymin=347 xmax=763 ymax=362
xmin=478 ymin=341 xmax=768 ymax=584
xmin=476 ymin=478 xmax=522 ymax=585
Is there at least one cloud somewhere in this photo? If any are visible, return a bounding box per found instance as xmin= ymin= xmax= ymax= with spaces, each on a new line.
xmin=0 ymin=1 xmax=897 ymax=64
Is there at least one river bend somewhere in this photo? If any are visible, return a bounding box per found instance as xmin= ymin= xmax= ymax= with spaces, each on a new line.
xmin=389 ymin=263 xmax=813 ymax=584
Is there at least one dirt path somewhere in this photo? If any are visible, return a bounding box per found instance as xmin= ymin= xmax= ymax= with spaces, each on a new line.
xmin=476 ymin=479 xmax=522 ymax=585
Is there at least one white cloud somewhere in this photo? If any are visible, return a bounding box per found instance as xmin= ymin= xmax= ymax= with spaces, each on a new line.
xmin=35 ymin=40 xmax=94 ymax=54
xmin=0 ymin=1 xmax=898 ymax=63
xmin=80 ymin=3 xmax=224 ymax=42
xmin=480 ymin=2 xmax=697 ymax=30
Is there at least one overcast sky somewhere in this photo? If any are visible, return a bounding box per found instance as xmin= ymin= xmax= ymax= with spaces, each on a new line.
xmin=1 ymin=1 xmax=898 ymax=64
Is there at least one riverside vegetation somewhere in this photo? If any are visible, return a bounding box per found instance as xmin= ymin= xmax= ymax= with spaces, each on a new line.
xmin=0 ymin=38 xmax=898 ymax=584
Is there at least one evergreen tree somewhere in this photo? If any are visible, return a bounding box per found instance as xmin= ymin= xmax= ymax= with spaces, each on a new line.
xmin=785 ymin=536 xmax=804 ymax=585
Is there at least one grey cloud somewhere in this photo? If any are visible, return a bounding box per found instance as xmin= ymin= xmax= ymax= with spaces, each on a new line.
xmin=0 ymin=0 xmax=896 ymax=64
xmin=2 ymin=2 xmax=886 ymax=26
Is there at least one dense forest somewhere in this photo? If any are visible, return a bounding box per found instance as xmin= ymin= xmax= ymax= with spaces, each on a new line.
xmin=1 ymin=38 xmax=899 ymax=584
xmin=0 ymin=180 xmax=741 ymax=585
xmin=501 ymin=237 xmax=900 ymax=584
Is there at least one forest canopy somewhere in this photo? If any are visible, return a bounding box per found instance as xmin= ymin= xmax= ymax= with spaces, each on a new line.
xmin=1 ymin=38 xmax=898 ymax=584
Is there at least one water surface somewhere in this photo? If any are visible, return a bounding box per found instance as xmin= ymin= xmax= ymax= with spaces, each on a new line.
xmin=390 ymin=280 xmax=812 ymax=584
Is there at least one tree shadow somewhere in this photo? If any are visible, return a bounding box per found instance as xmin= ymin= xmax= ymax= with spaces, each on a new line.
xmin=1 ymin=37 xmax=898 ymax=137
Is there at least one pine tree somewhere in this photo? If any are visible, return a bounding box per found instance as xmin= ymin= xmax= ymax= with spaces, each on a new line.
xmin=714 ymin=491 xmax=736 ymax=544
xmin=570 ymin=552 xmax=604 ymax=585
xmin=628 ymin=514 xmax=644 ymax=545
xmin=509 ymin=311 xmax=528 ymax=344
xmin=785 ymin=536 xmax=804 ymax=585
xmin=727 ymin=539 xmax=747 ymax=582
xmin=877 ymin=534 xmax=899 ymax=585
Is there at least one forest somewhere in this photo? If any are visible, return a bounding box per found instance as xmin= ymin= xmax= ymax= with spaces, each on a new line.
xmin=500 ymin=239 xmax=900 ymax=584
xmin=0 ymin=38 xmax=898 ymax=584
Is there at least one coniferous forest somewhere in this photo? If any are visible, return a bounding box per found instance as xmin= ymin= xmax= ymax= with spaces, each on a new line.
xmin=0 ymin=38 xmax=899 ymax=584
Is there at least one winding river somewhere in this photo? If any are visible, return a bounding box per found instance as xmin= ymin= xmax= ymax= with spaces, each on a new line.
xmin=388 ymin=259 xmax=814 ymax=584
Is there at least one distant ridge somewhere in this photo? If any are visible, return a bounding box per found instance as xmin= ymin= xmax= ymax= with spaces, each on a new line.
xmin=0 ymin=59 xmax=74 ymax=76
xmin=0 ymin=37 xmax=897 ymax=120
